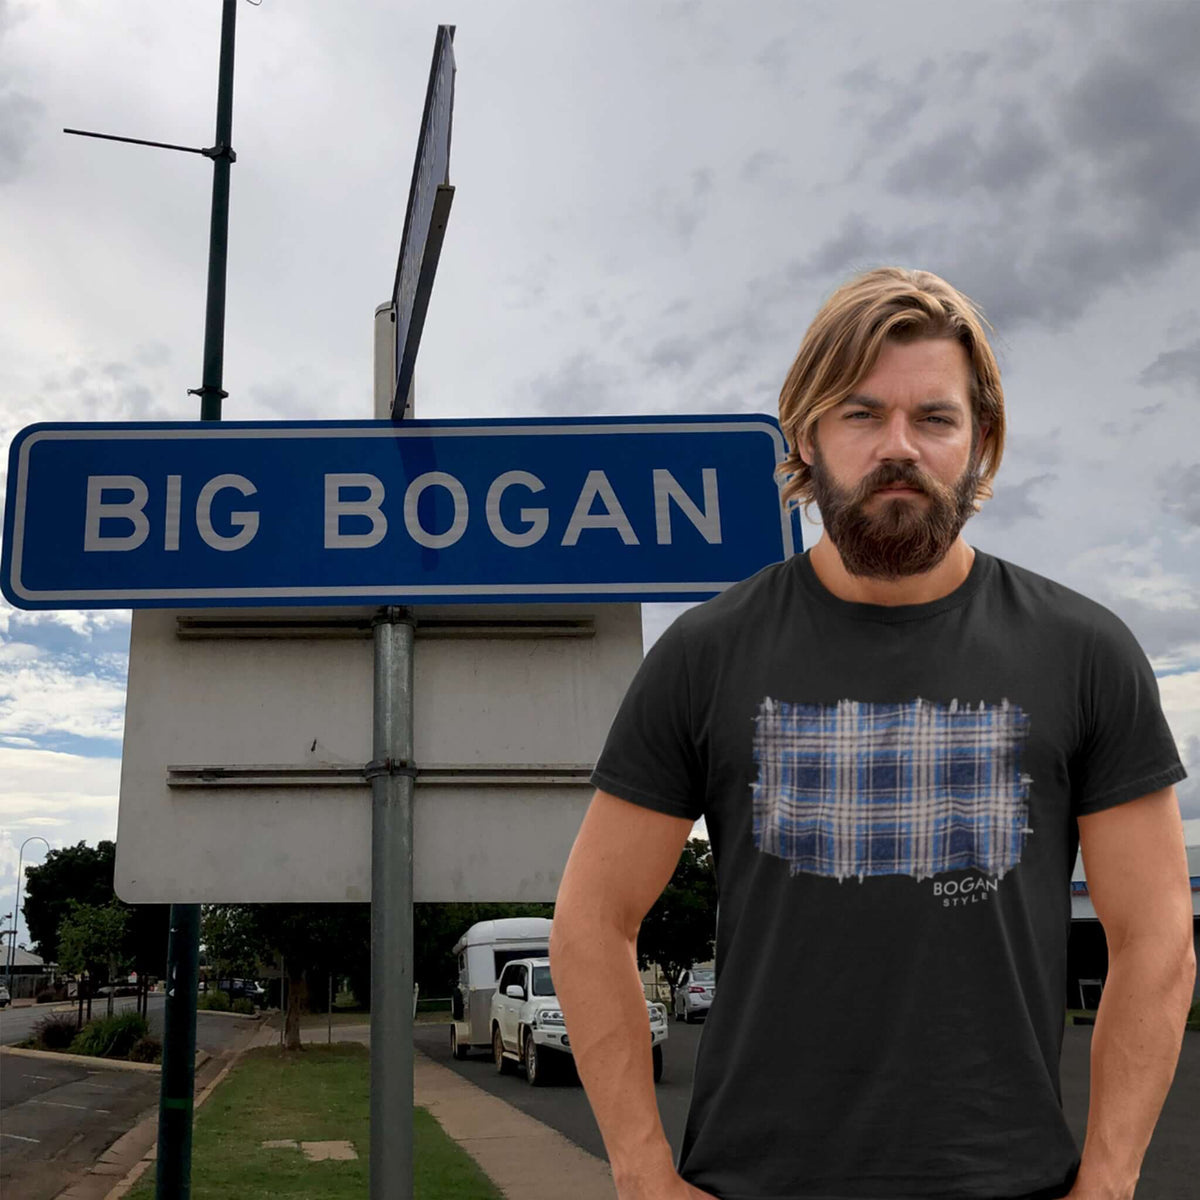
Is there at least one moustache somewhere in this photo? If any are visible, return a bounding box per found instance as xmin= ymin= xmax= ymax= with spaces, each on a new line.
xmin=853 ymin=463 xmax=941 ymax=501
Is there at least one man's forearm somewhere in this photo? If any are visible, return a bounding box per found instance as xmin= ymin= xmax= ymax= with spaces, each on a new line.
xmin=551 ymin=918 xmax=678 ymax=1192
xmin=1072 ymin=936 xmax=1196 ymax=1198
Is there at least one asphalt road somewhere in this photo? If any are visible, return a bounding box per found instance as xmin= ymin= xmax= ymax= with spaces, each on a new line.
xmin=0 ymin=1003 xmax=260 ymax=1200
xmin=0 ymin=1054 xmax=161 ymax=1200
xmin=413 ymin=1019 xmax=1200 ymax=1200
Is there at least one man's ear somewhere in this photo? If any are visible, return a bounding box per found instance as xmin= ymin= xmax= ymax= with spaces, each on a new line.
xmin=795 ymin=423 xmax=815 ymax=467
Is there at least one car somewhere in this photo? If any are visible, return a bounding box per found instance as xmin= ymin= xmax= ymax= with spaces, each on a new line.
xmin=490 ymin=957 xmax=669 ymax=1086
xmin=673 ymin=967 xmax=715 ymax=1022
xmin=0 ymin=984 xmax=10 ymax=1008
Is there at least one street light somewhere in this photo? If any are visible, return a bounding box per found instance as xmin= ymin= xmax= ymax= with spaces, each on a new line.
xmin=7 ymin=836 xmax=50 ymax=988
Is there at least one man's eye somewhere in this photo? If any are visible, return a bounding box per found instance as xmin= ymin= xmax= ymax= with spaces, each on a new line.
xmin=844 ymin=410 xmax=875 ymax=420
xmin=924 ymin=416 xmax=954 ymax=425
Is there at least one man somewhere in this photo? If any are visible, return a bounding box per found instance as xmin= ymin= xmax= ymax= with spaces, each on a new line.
xmin=550 ymin=268 xmax=1195 ymax=1200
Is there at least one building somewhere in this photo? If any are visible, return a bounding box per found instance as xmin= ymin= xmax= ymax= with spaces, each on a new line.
xmin=1068 ymin=844 xmax=1200 ymax=1009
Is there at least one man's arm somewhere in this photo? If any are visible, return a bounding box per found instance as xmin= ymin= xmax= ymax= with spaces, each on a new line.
xmin=551 ymin=789 xmax=716 ymax=1200
xmin=1068 ymin=785 xmax=1196 ymax=1200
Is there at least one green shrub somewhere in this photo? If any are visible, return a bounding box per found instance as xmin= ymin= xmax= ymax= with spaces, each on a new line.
xmin=36 ymin=990 xmax=56 ymax=1003
xmin=70 ymin=1012 xmax=149 ymax=1059
xmin=231 ymin=996 xmax=255 ymax=1015
xmin=33 ymin=1012 xmax=80 ymax=1051
xmin=128 ymin=1034 xmax=162 ymax=1063
xmin=198 ymin=989 xmax=231 ymax=1012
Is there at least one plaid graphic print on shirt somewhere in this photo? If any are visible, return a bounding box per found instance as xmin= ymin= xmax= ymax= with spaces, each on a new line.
xmin=751 ymin=697 xmax=1032 ymax=882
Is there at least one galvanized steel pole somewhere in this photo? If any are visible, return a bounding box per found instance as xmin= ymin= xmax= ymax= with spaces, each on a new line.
xmin=368 ymin=607 xmax=417 ymax=1199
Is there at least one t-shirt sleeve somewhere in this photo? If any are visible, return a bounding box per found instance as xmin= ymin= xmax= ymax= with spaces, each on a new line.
xmin=591 ymin=617 xmax=706 ymax=822
xmin=1071 ymin=610 xmax=1187 ymax=816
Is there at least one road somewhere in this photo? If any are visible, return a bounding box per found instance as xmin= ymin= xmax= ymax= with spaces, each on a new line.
xmin=414 ymin=1019 xmax=1200 ymax=1200
xmin=0 ymin=1003 xmax=259 ymax=1200
xmin=414 ymin=1015 xmax=703 ymax=1165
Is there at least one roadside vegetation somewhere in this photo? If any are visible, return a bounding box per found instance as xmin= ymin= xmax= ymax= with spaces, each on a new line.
xmin=22 ymin=1010 xmax=162 ymax=1063
xmin=123 ymin=1043 xmax=502 ymax=1200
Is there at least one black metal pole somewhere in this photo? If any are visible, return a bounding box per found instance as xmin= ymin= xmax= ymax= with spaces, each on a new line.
xmin=192 ymin=0 xmax=237 ymax=421
xmin=157 ymin=3 xmax=237 ymax=1196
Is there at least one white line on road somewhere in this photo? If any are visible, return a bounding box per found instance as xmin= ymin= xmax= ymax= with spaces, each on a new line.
xmin=2 ymin=1132 xmax=41 ymax=1143
xmin=29 ymin=1100 xmax=111 ymax=1113
xmin=22 ymin=1074 xmax=56 ymax=1081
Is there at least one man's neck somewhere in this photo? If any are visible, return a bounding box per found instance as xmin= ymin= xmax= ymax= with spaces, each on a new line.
xmin=807 ymin=536 xmax=976 ymax=607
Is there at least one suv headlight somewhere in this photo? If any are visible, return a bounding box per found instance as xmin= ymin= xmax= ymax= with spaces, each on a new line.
xmin=536 ymin=1009 xmax=565 ymax=1026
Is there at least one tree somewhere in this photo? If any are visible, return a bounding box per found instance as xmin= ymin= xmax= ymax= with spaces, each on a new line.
xmin=23 ymin=841 xmax=116 ymax=963
xmin=57 ymin=900 xmax=129 ymax=1017
xmin=637 ymin=838 xmax=718 ymax=1002
xmin=200 ymin=905 xmax=262 ymax=979
xmin=201 ymin=903 xmax=372 ymax=1049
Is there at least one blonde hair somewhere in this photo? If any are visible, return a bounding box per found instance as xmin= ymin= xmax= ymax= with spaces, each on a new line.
xmin=777 ymin=267 xmax=1005 ymax=512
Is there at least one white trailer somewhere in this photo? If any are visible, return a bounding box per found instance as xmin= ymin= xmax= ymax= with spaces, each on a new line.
xmin=449 ymin=917 xmax=554 ymax=1058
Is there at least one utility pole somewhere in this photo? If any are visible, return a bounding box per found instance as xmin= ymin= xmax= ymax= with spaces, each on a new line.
xmin=64 ymin=3 xmax=240 ymax=1195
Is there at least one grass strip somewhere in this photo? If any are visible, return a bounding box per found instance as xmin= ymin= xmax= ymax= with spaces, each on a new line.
xmin=124 ymin=1043 xmax=503 ymax=1200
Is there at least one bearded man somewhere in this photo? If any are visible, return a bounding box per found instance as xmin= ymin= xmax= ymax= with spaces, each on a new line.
xmin=550 ymin=267 xmax=1194 ymax=1200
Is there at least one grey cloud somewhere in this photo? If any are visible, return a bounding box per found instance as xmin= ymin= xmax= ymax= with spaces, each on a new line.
xmin=754 ymin=38 xmax=789 ymax=83
xmin=741 ymin=150 xmax=779 ymax=183
xmin=884 ymin=127 xmax=979 ymax=196
xmin=653 ymin=167 xmax=715 ymax=247
xmin=866 ymin=92 xmax=927 ymax=145
xmin=1101 ymin=593 xmax=1200 ymax=661
xmin=978 ymin=472 xmax=1056 ymax=525
xmin=0 ymin=90 xmax=42 ymax=184
xmin=1124 ymin=3 xmax=1200 ymax=86
xmin=527 ymin=351 xmax=628 ymax=416
xmin=645 ymin=335 xmax=700 ymax=373
xmin=1139 ymin=338 xmax=1200 ymax=393
xmin=1062 ymin=54 xmax=1200 ymax=230
xmin=883 ymin=109 xmax=1052 ymax=199
xmin=134 ymin=342 xmax=172 ymax=369
xmin=1001 ymin=430 xmax=1063 ymax=470
xmin=811 ymin=6 xmax=1200 ymax=333
xmin=838 ymin=62 xmax=885 ymax=94
xmin=1161 ymin=462 xmax=1200 ymax=526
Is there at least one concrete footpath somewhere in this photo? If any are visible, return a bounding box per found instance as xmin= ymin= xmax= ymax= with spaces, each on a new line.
xmin=91 ymin=1020 xmax=614 ymax=1200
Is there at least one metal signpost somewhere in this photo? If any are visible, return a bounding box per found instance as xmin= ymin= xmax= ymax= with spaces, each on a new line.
xmin=390 ymin=25 xmax=456 ymax=418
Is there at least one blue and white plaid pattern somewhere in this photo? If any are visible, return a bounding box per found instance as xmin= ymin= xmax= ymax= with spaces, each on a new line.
xmin=752 ymin=698 xmax=1032 ymax=882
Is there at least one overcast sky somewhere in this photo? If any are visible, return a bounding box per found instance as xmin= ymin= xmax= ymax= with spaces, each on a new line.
xmin=2 ymin=1 xmax=1198 ymax=944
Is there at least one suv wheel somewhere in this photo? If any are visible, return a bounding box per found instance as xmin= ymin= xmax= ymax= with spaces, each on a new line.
xmin=493 ymin=1026 xmax=515 ymax=1075
xmin=451 ymin=1025 xmax=469 ymax=1061
xmin=524 ymin=1031 xmax=550 ymax=1087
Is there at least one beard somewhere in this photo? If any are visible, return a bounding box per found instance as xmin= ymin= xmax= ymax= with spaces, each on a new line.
xmin=809 ymin=446 xmax=980 ymax=580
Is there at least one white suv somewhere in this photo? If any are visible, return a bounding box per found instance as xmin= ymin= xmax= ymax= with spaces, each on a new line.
xmin=490 ymin=957 xmax=668 ymax=1086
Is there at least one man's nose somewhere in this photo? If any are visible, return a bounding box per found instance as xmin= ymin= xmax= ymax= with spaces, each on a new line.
xmin=877 ymin=413 xmax=919 ymax=462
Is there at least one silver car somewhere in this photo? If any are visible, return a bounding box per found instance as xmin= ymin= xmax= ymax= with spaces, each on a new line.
xmin=673 ymin=967 xmax=714 ymax=1022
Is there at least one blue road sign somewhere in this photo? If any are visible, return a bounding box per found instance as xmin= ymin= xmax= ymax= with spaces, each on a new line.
xmin=2 ymin=415 xmax=800 ymax=610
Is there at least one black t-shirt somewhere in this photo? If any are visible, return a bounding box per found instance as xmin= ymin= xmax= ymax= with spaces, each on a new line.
xmin=592 ymin=548 xmax=1186 ymax=1200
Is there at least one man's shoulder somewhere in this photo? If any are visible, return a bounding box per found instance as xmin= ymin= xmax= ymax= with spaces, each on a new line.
xmin=674 ymin=554 xmax=801 ymax=641
xmin=981 ymin=551 xmax=1131 ymax=638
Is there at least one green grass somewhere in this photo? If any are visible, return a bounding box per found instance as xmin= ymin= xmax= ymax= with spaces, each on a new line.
xmin=124 ymin=1043 xmax=503 ymax=1200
